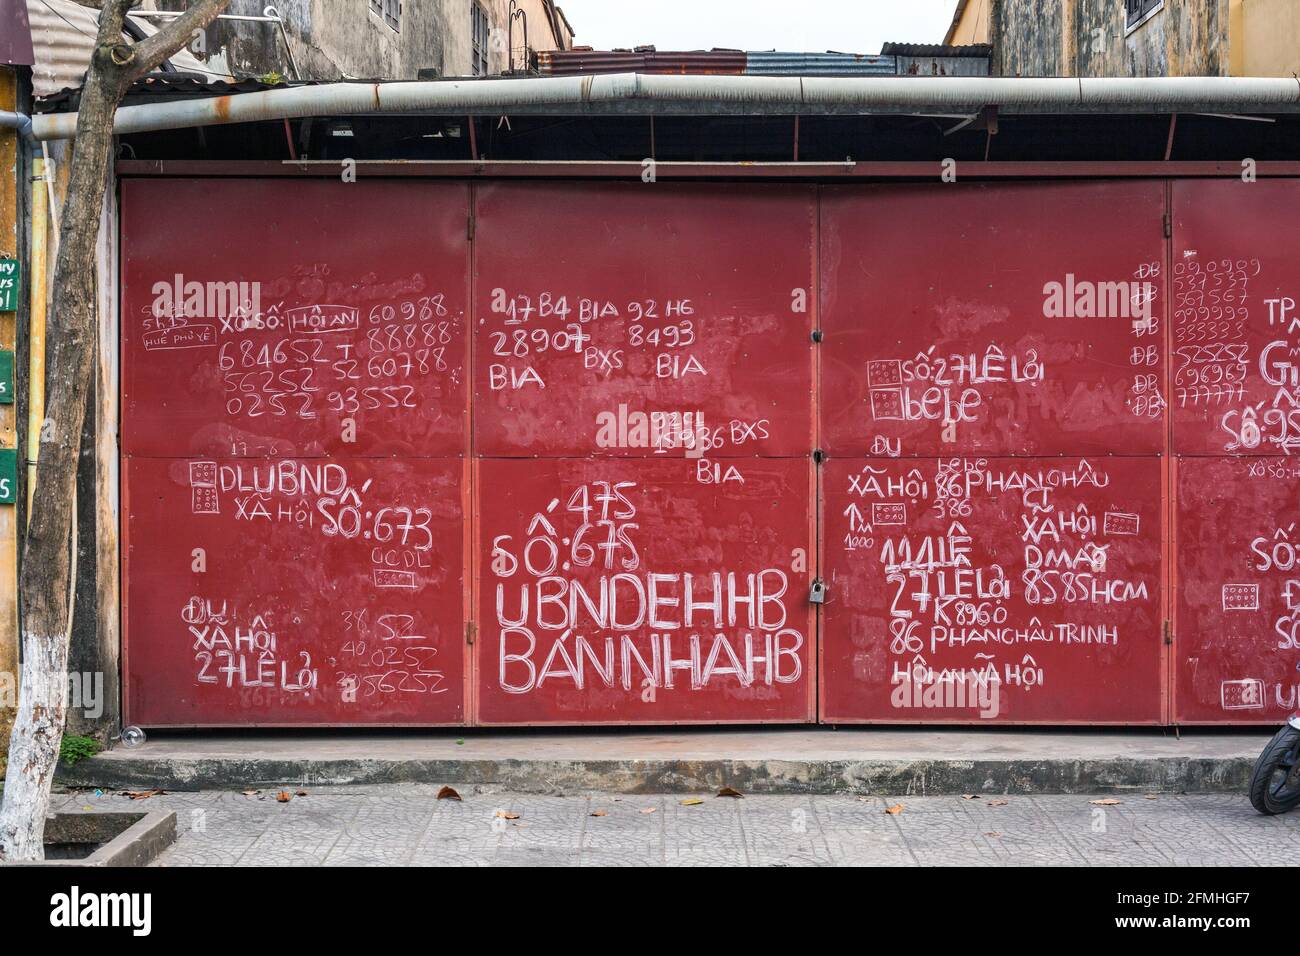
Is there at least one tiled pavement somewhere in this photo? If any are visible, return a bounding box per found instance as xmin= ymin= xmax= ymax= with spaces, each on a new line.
xmin=50 ymin=787 xmax=1300 ymax=866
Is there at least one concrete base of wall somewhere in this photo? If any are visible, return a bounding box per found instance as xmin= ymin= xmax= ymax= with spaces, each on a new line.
xmin=55 ymin=728 xmax=1273 ymax=796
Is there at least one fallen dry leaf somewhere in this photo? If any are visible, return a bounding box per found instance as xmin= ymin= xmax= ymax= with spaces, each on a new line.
xmin=241 ymin=789 xmax=260 ymax=797
xmin=985 ymin=831 xmax=1003 ymax=838
xmin=716 ymin=787 xmax=744 ymax=799
xmin=680 ymin=798 xmax=705 ymax=806
xmin=120 ymin=789 xmax=164 ymax=800
xmin=590 ymin=809 xmax=608 ymax=817
xmin=275 ymin=791 xmax=293 ymax=803
xmin=436 ymin=786 xmax=463 ymax=801
xmin=1144 ymin=794 xmax=1160 ymax=801
xmin=961 ymin=794 xmax=979 ymax=800
xmin=884 ymin=803 xmax=905 ymax=815
xmin=987 ymin=799 xmax=1009 ymax=807
xmin=295 ymin=790 xmax=308 ymax=797
xmin=495 ymin=810 xmax=520 ymax=820
xmin=1090 ymin=798 xmax=1122 ymax=806
xmin=640 ymin=807 xmax=657 ymax=814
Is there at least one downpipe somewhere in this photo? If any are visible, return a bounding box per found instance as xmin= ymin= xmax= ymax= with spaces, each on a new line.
xmin=0 ymin=109 xmax=33 ymax=139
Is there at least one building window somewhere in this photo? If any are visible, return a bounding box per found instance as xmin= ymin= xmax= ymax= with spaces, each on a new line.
xmin=472 ymin=2 xmax=490 ymax=76
xmin=370 ymin=0 xmax=401 ymax=33
xmin=1126 ymin=0 xmax=1163 ymax=30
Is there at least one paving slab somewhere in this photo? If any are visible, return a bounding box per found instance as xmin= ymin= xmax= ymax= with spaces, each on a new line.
xmin=56 ymin=727 xmax=1273 ymax=795
xmin=46 ymin=788 xmax=1298 ymax=867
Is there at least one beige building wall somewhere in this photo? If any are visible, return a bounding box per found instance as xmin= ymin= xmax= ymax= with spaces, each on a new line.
xmin=1230 ymin=0 xmax=1300 ymax=75
xmin=444 ymin=0 xmax=574 ymax=77
xmin=946 ymin=0 xmax=992 ymax=45
xmin=948 ymin=0 xmax=1240 ymax=77
xmin=146 ymin=0 xmax=575 ymax=83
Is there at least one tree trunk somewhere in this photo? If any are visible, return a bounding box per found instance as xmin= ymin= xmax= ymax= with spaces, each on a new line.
xmin=0 ymin=0 xmax=231 ymax=862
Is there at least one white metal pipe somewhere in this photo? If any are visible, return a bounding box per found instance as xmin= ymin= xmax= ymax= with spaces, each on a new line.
xmin=28 ymin=73 xmax=1300 ymax=141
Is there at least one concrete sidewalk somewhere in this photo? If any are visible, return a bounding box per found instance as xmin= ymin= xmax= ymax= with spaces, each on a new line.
xmin=51 ymin=787 xmax=1298 ymax=867
xmin=58 ymin=727 xmax=1273 ymax=795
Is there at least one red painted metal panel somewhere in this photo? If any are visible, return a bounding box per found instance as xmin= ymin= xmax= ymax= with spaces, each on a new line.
xmin=120 ymin=179 xmax=469 ymax=459
xmin=821 ymin=456 xmax=1164 ymax=723
xmin=820 ymin=182 xmax=1167 ymax=457
xmin=1174 ymin=457 xmax=1300 ymax=723
xmin=123 ymin=456 xmax=467 ymax=726
xmin=1171 ymin=180 xmax=1300 ymax=456
xmin=474 ymin=458 xmax=816 ymax=724
xmin=472 ymin=183 xmax=815 ymax=457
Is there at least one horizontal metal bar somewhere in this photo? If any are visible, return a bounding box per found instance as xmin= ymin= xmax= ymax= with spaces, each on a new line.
xmin=113 ymin=159 xmax=1300 ymax=179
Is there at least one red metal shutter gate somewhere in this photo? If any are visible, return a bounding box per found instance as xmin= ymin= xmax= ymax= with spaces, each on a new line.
xmin=819 ymin=181 xmax=1167 ymax=724
xmin=118 ymin=174 xmax=1287 ymax=727
xmin=1171 ymin=180 xmax=1300 ymax=724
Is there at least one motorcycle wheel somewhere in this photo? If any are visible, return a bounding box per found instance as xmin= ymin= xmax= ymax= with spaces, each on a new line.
xmin=1248 ymin=724 xmax=1300 ymax=815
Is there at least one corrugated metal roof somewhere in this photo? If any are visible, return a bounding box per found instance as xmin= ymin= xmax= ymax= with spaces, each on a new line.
xmin=880 ymin=42 xmax=992 ymax=58
xmin=744 ymin=51 xmax=895 ymax=76
xmin=1 ymin=0 xmax=34 ymax=66
xmin=37 ymin=74 xmax=305 ymax=112
xmin=537 ymin=49 xmax=746 ymax=75
xmin=26 ymin=0 xmax=229 ymax=97
xmin=538 ymin=47 xmax=981 ymax=78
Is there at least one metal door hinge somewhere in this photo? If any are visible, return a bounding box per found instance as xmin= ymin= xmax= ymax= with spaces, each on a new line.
xmin=466 ymin=621 xmax=477 ymax=645
xmin=1162 ymin=619 xmax=1172 ymax=645
xmin=1163 ymin=211 xmax=1172 ymax=239
xmin=467 ymin=213 xmax=476 ymax=241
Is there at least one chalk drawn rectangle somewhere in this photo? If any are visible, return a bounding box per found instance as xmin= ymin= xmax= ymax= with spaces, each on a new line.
xmin=867 ymin=360 xmax=902 ymax=389
xmin=142 ymin=325 xmax=216 ymax=351
xmin=870 ymin=389 xmax=904 ymax=421
xmin=288 ymin=305 xmax=360 ymax=335
xmin=373 ymin=569 xmax=418 ymax=590
xmin=1222 ymin=583 xmax=1260 ymax=612
xmin=1221 ymin=678 xmax=1266 ymax=710
xmin=189 ymin=461 xmax=217 ymax=487
xmin=1103 ymin=511 xmax=1140 ymax=536
xmin=871 ymin=502 xmax=907 ymax=526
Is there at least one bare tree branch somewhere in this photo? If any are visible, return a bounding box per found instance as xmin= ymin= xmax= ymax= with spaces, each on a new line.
xmin=129 ymin=0 xmax=231 ymax=80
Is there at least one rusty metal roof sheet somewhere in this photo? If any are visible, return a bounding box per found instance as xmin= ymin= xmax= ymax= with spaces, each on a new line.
xmin=25 ymin=0 xmax=230 ymax=97
xmin=1 ymin=0 xmax=34 ymax=66
xmin=538 ymin=49 xmax=747 ymax=75
xmin=538 ymin=48 xmax=975 ymax=78
xmin=37 ymin=74 xmax=316 ymax=111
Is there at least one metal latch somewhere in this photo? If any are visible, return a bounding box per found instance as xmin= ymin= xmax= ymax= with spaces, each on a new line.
xmin=809 ymin=579 xmax=828 ymax=604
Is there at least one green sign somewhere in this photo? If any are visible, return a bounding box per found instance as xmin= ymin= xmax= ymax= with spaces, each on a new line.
xmin=0 ymin=448 xmax=15 ymax=505
xmin=0 ymin=259 xmax=18 ymax=312
xmin=0 ymin=350 xmax=11 ymax=404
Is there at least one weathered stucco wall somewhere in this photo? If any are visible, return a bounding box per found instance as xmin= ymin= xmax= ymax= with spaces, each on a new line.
xmin=990 ymin=0 xmax=1063 ymax=76
xmin=159 ymin=0 xmax=571 ymax=82
xmin=989 ymin=0 xmax=1230 ymax=77
xmin=1231 ymin=0 xmax=1300 ymax=76
xmin=443 ymin=1 xmax=574 ymax=78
